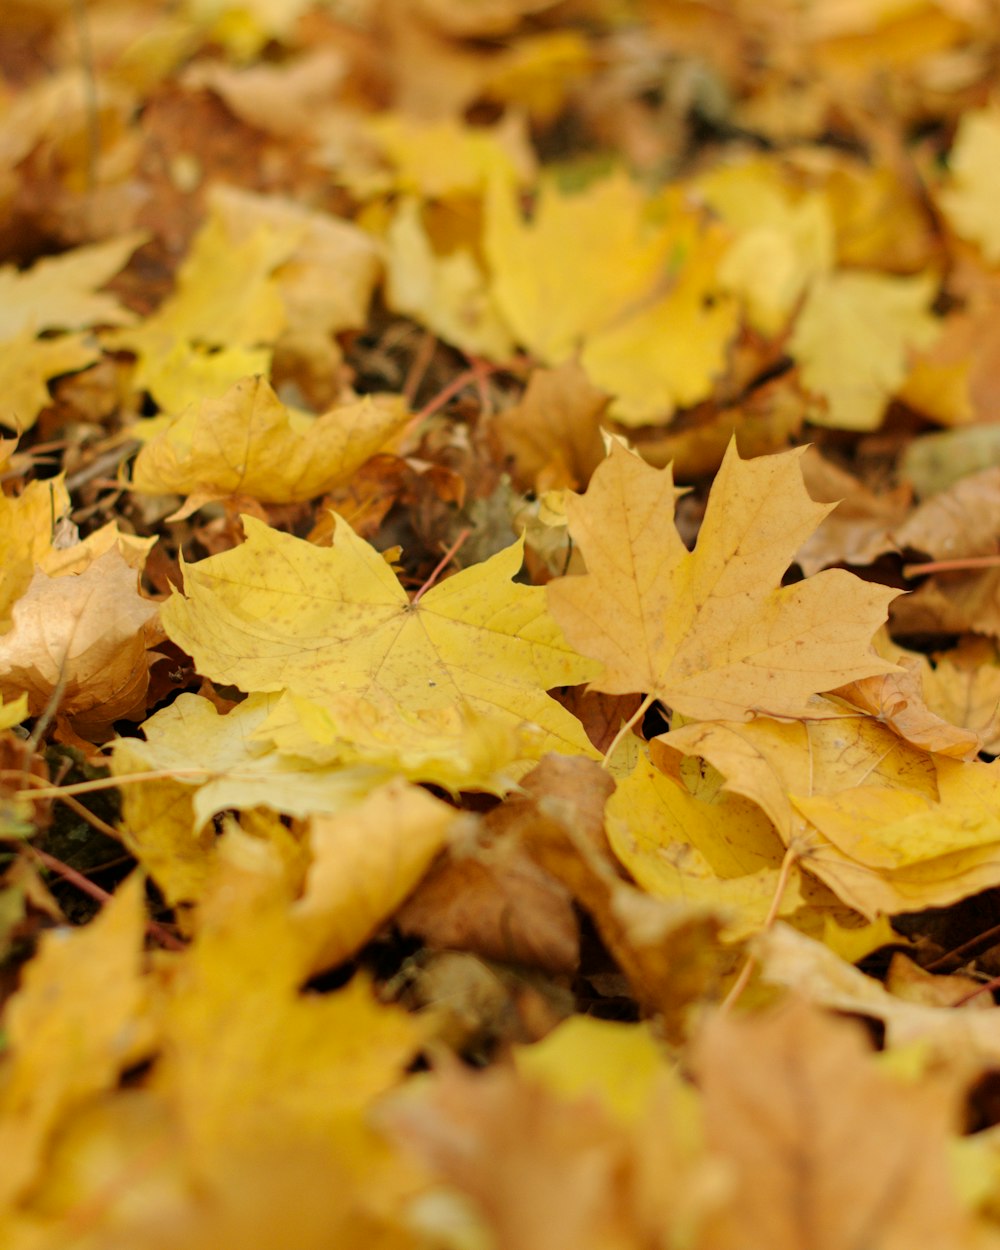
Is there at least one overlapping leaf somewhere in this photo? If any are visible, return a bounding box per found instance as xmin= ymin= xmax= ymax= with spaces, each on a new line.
xmin=547 ymin=440 xmax=898 ymax=721
xmin=162 ymin=514 xmax=599 ymax=783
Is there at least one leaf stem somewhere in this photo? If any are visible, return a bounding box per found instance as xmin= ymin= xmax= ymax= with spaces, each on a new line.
xmin=904 ymin=554 xmax=1000 ymax=577
xmin=412 ymin=528 xmax=471 ymax=604
xmin=601 ymin=692 xmax=656 ymax=769
xmin=721 ymin=843 xmax=798 ymax=1012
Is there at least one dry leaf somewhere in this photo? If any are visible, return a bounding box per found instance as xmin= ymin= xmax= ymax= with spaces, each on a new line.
xmin=162 ymin=515 xmax=599 ymax=777
xmin=694 ymin=997 xmax=972 ymax=1250
xmin=547 ymin=440 xmax=897 ymax=722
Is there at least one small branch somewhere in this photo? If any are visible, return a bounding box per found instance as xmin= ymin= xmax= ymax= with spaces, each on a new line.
xmin=27 ymin=847 xmax=186 ymax=952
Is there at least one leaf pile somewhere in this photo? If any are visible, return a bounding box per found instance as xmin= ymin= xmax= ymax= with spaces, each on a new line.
xmin=7 ymin=1 xmax=1000 ymax=1246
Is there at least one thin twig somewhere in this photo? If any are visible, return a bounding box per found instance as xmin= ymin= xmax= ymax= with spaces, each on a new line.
xmin=27 ymin=846 xmax=186 ymax=951
xmin=412 ymin=528 xmax=471 ymax=604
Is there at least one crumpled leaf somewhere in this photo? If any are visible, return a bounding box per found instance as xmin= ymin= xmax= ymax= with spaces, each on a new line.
xmin=397 ymin=818 xmax=580 ymax=974
xmin=510 ymin=756 xmax=726 ymax=1037
xmin=0 ymin=546 xmax=161 ymax=738
xmin=756 ymin=922 xmax=1000 ymax=1067
xmin=161 ymin=515 xmax=599 ymax=778
xmin=546 ymin=440 xmax=898 ymax=722
xmin=832 ymin=654 xmax=982 ymax=760
xmin=131 ymin=375 xmax=409 ymax=507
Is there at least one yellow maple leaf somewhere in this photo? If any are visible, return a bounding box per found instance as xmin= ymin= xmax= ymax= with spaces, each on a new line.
xmin=0 ymin=329 xmax=98 ymax=431
xmin=0 ymin=875 xmax=150 ymax=1209
xmin=697 ymin=159 xmax=833 ymax=336
xmin=112 ymin=692 xmax=387 ymax=903
xmin=938 ymin=104 xmax=1000 ymax=263
xmin=161 ymin=515 xmax=599 ymax=776
xmin=789 ymin=270 xmax=939 ymax=430
xmin=130 ymin=375 xmax=409 ymax=507
xmin=384 ymin=197 xmax=515 ymax=359
xmin=0 ymin=232 xmax=145 ymax=340
xmin=486 ymin=174 xmax=738 ymax=422
xmin=486 ymin=171 xmax=672 ymax=364
xmin=605 ymin=753 xmax=808 ymax=940
xmin=104 ymin=205 xmax=296 ymax=387
xmin=546 ymin=441 xmax=898 ymax=723
xmin=292 ymin=778 xmax=459 ymax=975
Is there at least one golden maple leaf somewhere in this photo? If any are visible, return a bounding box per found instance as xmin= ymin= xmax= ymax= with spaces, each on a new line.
xmin=131 ymin=376 xmax=409 ymax=508
xmin=161 ymin=514 xmax=599 ymax=778
xmin=546 ymin=440 xmax=898 ymax=724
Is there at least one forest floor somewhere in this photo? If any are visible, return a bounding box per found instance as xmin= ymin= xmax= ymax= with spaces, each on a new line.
xmin=5 ymin=2 xmax=1000 ymax=1247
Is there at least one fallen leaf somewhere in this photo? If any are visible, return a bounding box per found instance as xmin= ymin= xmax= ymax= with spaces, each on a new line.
xmin=831 ymin=644 xmax=982 ymax=760
xmin=0 ymin=232 xmax=144 ymax=340
xmin=0 ymin=875 xmax=151 ymax=1208
xmin=693 ymin=997 xmax=972 ymax=1250
xmin=605 ymin=752 xmax=807 ymax=940
xmin=292 ymin=778 xmax=459 ymax=975
xmin=0 ymin=546 xmax=161 ymax=738
xmin=756 ymin=923 xmax=1000 ymax=1066
xmin=111 ymin=692 xmax=387 ymax=903
xmin=161 ymin=515 xmax=600 ymax=776
xmin=512 ymin=756 xmax=726 ymax=1035
xmin=131 ymin=375 xmax=408 ymax=506
xmin=397 ymin=812 xmax=580 ymax=973
xmin=384 ymin=196 xmax=515 ymax=359
xmin=491 ymin=359 xmax=609 ymax=493
xmin=154 ymin=866 xmax=424 ymax=1165
xmin=546 ymin=440 xmax=897 ymax=722
xmin=939 ymin=104 xmax=1000 ymax=263
xmin=790 ymin=270 xmax=939 ymax=430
